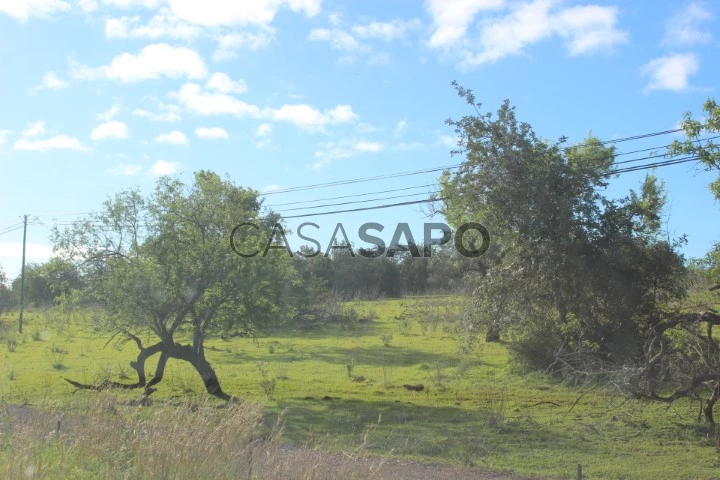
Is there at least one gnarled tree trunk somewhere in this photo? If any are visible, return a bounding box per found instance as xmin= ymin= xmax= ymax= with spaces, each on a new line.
xmin=66 ymin=339 xmax=231 ymax=401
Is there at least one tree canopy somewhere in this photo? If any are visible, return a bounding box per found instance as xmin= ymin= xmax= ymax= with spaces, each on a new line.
xmin=53 ymin=171 xmax=295 ymax=399
xmin=440 ymin=83 xmax=689 ymax=396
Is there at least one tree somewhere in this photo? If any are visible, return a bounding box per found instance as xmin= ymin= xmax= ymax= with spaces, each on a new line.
xmin=53 ymin=171 xmax=295 ymax=400
xmin=10 ymin=258 xmax=84 ymax=308
xmin=0 ymin=266 xmax=14 ymax=314
xmin=440 ymin=83 xmax=687 ymax=380
xmin=668 ymin=97 xmax=720 ymax=200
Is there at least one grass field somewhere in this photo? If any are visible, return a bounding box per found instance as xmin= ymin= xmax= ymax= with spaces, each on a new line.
xmin=2 ymin=296 xmax=720 ymax=479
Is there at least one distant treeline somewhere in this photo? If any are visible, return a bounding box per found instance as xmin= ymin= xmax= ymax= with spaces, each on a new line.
xmin=0 ymin=242 xmax=486 ymax=312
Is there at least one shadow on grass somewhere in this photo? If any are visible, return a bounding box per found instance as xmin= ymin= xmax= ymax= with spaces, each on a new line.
xmin=331 ymin=346 xmax=460 ymax=367
xmin=264 ymin=397 xmax=596 ymax=461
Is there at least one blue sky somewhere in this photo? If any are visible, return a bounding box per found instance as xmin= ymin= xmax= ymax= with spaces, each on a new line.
xmin=0 ymin=0 xmax=718 ymax=279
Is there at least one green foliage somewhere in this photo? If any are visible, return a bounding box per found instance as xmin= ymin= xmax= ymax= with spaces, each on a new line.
xmin=50 ymin=171 xmax=299 ymax=396
xmin=0 ymin=266 xmax=14 ymax=314
xmin=668 ymin=97 xmax=720 ymax=200
xmin=9 ymin=258 xmax=84 ymax=309
xmin=441 ymin=83 xmax=688 ymax=374
xmin=256 ymin=362 xmax=277 ymax=400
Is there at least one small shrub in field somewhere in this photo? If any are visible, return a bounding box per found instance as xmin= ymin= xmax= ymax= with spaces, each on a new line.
xmin=382 ymin=366 xmax=393 ymax=389
xmin=256 ymin=362 xmax=277 ymax=399
xmin=482 ymin=396 xmax=507 ymax=431
xmin=117 ymin=363 xmax=131 ymax=380
xmin=381 ymin=334 xmax=393 ymax=347
xmin=31 ymin=330 xmax=42 ymax=341
xmin=7 ymin=369 xmax=16 ymax=381
xmin=6 ymin=338 xmax=17 ymax=352
xmin=50 ymin=344 xmax=68 ymax=354
xmin=434 ymin=361 xmax=446 ymax=385
xmin=52 ymin=359 xmax=67 ymax=370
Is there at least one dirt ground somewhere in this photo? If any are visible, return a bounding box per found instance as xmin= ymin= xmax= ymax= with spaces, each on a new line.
xmin=255 ymin=442 xmax=552 ymax=480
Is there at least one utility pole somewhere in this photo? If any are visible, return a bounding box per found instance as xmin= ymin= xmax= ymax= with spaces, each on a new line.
xmin=19 ymin=214 xmax=27 ymax=334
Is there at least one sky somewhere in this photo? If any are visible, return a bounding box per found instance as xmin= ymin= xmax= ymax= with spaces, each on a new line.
xmin=0 ymin=0 xmax=719 ymax=280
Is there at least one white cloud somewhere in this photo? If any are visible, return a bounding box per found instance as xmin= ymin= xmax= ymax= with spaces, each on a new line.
xmin=206 ymin=72 xmax=247 ymax=94
xmin=328 ymin=12 xmax=341 ymax=26
xmin=554 ymin=5 xmax=628 ymax=56
xmin=426 ymin=0 xmax=504 ymax=48
xmin=312 ymin=139 xmax=383 ymax=169
xmin=103 ymin=0 xmax=163 ymax=8
xmin=195 ymin=126 xmax=228 ymax=139
xmin=309 ymin=28 xmax=369 ymax=52
xmin=173 ymin=83 xmax=261 ymax=116
xmin=109 ymin=163 xmax=143 ymax=175
xmin=0 ymin=0 xmax=71 ymax=21
xmin=368 ymin=52 xmax=392 ymax=66
xmin=132 ymin=103 xmax=182 ymax=122
xmin=462 ymin=0 xmax=554 ymax=65
xmin=640 ymin=53 xmax=700 ymax=93
xmin=353 ymin=141 xmax=383 ymax=153
xmin=155 ymin=130 xmax=189 ymax=145
xmin=261 ymin=184 xmax=282 ymax=192
xmin=268 ymin=104 xmax=358 ymax=132
xmin=439 ymin=134 xmax=458 ymax=148
xmin=352 ymin=19 xmax=421 ymax=41
xmin=394 ymin=119 xmax=408 ymax=136
xmin=105 ymin=9 xmax=202 ymax=40
xmin=77 ymin=0 xmax=98 ymax=13
xmin=149 ymin=160 xmax=179 ymax=175
xmin=71 ymin=43 xmax=207 ymax=82
xmin=166 ymin=0 xmax=322 ymax=27
xmin=22 ymin=121 xmax=46 ymax=138
xmin=15 ymin=135 xmax=89 ymax=152
xmin=97 ymin=105 xmax=121 ymax=121
xmin=393 ymin=141 xmax=425 ymax=151
xmin=663 ymin=3 xmax=713 ymax=46
xmin=255 ymin=123 xmax=273 ymax=148
xmin=213 ymin=29 xmax=275 ymax=61
xmin=173 ymin=83 xmax=358 ymax=132
xmin=427 ymin=0 xmax=627 ymax=68
xmin=29 ymin=71 xmax=69 ymax=95
xmin=91 ymin=121 xmax=128 ymax=140
xmin=255 ymin=123 xmax=273 ymax=137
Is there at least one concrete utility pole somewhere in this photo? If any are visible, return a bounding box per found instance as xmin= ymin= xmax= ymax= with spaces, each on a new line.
xmin=18 ymin=214 xmax=27 ymax=334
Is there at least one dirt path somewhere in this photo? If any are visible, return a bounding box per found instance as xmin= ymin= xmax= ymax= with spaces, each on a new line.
xmin=256 ymin=443 xmax=551 ymax=480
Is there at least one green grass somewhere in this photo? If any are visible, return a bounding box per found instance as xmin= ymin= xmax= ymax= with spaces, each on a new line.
xmin=2 ymin=298 xmax=720 ymax=479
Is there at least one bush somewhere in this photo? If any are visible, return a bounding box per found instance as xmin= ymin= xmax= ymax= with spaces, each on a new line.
xmin=508 ymin=327 xmax=562 ymax=373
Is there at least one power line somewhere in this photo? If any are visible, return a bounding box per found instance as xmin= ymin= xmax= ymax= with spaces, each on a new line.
xmin=610 ymin=156 xmax=701 ymax=175
xmin=274 ymin=191 xmax=438 ymax=212
xmin=614 ymin=135 xmax=720 ymax=158
xmin=260 ymin=163 xmax=460 ymax=196
xmin=264 ymin=184 xmax=435 ymax=207
xmin=0 ymin=224 xmax=24 ymax=237
xmin=267 ymin=144 xmax=714 ymax=212
xmin=263 ymin=127 xmax=688 ymax=197
xmin=594 ymin=128 xmax=683 ymax=145
xmin=280 ymin=197 xmax=446 ymax=219
xmin=274 ymin=155 xmax=702 ymax=219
